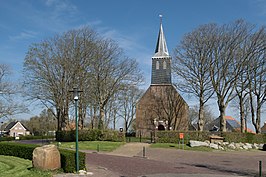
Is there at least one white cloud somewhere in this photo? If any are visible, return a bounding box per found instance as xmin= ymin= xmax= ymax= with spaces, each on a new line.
xmin=9 ymin=30 xmax=38 ymax=41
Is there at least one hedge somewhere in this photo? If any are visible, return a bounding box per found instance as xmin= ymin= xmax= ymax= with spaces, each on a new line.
xmin=0 ymin=142 xmax=37 ymax=160
xmin=155 ymin=131 xmax=266 ymax=144
xmin=56 ymin=129 xmax=125 ymax=142
xmin=59 ymin=149 xmax=86 ymax=173
xmin=0 ymin=142 xmax=86 ymax=173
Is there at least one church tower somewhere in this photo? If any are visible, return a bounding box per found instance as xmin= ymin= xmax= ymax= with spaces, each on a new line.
xmin=151 ymin=17 xmax=172 ymax=85
xmin=136 ymin=16 xmax=188 ymax=137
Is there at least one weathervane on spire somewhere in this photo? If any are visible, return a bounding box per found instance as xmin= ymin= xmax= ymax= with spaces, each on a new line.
xmin=159 ymin=14 xmax=163 ymax=24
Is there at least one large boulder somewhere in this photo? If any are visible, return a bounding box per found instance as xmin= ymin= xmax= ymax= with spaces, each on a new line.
xmin=32 ymin=144 xmax=61 ymax=170
xmin=189 ymin=140 xmax=209 ymax=147
xmin=209 ymin=143 xmax=219 ymax=150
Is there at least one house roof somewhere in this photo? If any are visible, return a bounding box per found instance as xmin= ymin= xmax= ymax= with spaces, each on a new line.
xmin=4 ymin=121 xmax=29 ymax=131
xmin=205 ymin=116 xmax=255 ymax=133
xmin=261 ymin=122 xmax=266 ymax=133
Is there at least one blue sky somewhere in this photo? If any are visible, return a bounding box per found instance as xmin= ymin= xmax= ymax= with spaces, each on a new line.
xmin=0 ymin=0 xmax=265 ymax=124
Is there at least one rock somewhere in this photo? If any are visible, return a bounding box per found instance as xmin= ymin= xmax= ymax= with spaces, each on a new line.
xmin=228 ymin=143 xmax=236 ymax=149
xmin=244 ymin=143 xmax=252 ymax=149
xmin=252 ymin=143 xmax=258 ymax=149
xmin=209 ymin=143 xmax=219 ymax=149
xmin=263 ymin=144 xmax=266 ymax=151
xmin=258 ymin=144 xmax=264 ymax=149
xmin=79 ymin=170 xmax=87 ymax=175
xmin=32 ymin=144 xmax=61 ymax=170
xmin=219 ymin=146 xmax=224 ymax=150
xmin=223 ymin=142 xmax=229 ymax=146
xmin=235 ymin=143 xmax=242 ymax=149
xmin=204 ymin=140 xmax=210 ymax=145
xmin=243 ymin=145 xmax=249 ymax=150
xmin=189 ymin=140 xmax=209 ymax=147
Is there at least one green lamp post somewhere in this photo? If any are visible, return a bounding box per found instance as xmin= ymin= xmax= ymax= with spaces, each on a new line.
xmin=70 ymin=87 xmax=82 ymax=173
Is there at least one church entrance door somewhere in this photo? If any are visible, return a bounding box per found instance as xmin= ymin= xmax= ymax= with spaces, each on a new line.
xmin=158 ymin=124 xmax=165 ymax=130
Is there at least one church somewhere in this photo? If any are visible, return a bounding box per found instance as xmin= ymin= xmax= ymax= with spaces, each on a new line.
xmin=136 ymin=17 xmax=189 ymax=137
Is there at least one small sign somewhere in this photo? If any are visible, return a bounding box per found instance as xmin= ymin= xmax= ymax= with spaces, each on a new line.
xmin=179 ymin=133 xmax=184 ymax=139
xmin=119 ymin=128 xmax=123 ymax=132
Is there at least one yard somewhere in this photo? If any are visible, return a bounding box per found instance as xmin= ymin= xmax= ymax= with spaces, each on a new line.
xmin=0 ymin=155 xmax=55 ymax=177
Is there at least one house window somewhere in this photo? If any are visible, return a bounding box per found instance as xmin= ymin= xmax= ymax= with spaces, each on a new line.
xmin=163 ymin=60 xmax=167 ymax=69
xmin=156 ymin=60 xmax=159 ymax=69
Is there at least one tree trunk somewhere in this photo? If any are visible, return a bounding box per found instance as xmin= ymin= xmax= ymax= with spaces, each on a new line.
xmin=255 ymin=106 xmax=261 ymax=134
xmin=218 ymin=101 xmax=226 ymax=132
xmin=98 ymin=104 xmax=104 ymax=130
xmin=239 ymin=95 xmax=245 ymax=133
xmin=198 ymin=97 xmax=204 ymax=131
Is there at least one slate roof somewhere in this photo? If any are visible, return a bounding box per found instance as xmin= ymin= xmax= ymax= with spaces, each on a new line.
xmin=205 ymin=116 xmax=255 ymax=133
xmin=151 ymin=17 xmax=172 ymax=85
xmin=261 ymin=122 xmax=266 ymax=133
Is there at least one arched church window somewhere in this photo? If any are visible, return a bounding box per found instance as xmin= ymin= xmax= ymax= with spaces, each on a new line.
xmin=163 ymin=60 xmax=167 ymax=69
xmin=156 ymin=60 xmax=159 ymax=69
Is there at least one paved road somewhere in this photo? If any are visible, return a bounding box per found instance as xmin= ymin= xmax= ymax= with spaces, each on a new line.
xmin=85 ymin=143 xmax=265 ymax=177
xmin=18 ymin=140 xmax=265 ymax=177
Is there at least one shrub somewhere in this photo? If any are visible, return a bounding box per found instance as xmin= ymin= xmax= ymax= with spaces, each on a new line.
xmin=156 ymin=131 xmax=211 ymax=144
xmin=19 ymin=135 xmax=55 ymax=140
xmin=0 ymin=142 xmax=86 ymax=173
xmin=0 ymin=136 xmax=14 ymax=141
xmin=59 ymin=149 xmax=86 ymax=173
xmin=0 ymin=142 xmax=38 ymax=160
xmin=155 ymin=131 xmax=266 ymax=144
xmin=56 ymin=129 xmax=125 ymax=142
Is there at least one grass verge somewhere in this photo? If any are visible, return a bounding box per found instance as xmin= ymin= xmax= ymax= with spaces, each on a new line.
xmin=57 ymin=141 xmax=125 ymax=152
xmin=150 ymin=143 xmax=213 ymax=152
xmin=0 ymin=155 xmax=57 ymax=177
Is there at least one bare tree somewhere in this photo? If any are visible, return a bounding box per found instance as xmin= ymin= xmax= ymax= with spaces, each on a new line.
xmin=189 ymin=105 xmax=215 ymax=127
xmin=173 ymin=24 xmax=215 ymax=131
xmin=118 ymin=85 xmax=143 ymax=132
xmin=0 ymin=64 xmax=26 ymax=120
xmin=23 ymin=27 xmax=99 ymax=130
xmin=208 ymin=20 xmax=254 ymax=132
xmin=23 ymin=26 xmax=143 ymax=131
xmin=233 ymin=27 xmax=266 ymax=133
xmin=246 ymin=29 xmax=266 ymax=133
xmin=89 ymin=38 xmax=143 ymax=129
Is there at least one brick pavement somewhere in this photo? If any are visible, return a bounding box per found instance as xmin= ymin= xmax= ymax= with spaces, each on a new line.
xmin=55 ymin=143 xmax=265 ymax=177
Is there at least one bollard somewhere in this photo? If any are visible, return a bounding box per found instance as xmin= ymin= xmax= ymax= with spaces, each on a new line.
xmin=97 ymin=144 xmax=99 ymax=152
xmin=143 ymin=146 xmax=146 ymax=157
xmin=259 ymin=160 xmax=262 ymax=177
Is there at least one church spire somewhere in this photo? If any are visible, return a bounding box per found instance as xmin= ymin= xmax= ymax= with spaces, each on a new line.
xmin=151 ymin=15 xmax=172 ymax=85
xmin=153 ymin=15 xmax=169 ymax=58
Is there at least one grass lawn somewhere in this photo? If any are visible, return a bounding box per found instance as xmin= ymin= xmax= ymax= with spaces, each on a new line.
xmin=57 ymin=141 xmax=125 ymax=152
xmin=0 ymin=155 xmax=55 ymax=177
xmin=150 ymin=143 xmax=213 ymax=152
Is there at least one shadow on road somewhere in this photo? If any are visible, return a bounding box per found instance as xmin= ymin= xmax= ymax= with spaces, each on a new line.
xmin=183 ymin=163 xmax=257 ymax=177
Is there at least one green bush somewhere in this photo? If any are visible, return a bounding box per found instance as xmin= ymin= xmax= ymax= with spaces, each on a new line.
xmin=223 ymin=132 xmax=266 ymax=143
xmin=59 ymin=149 xmax=86 ymax=173
xmin=19 ymin=135 xmax=55 ymax=140
xmin=0 ymin=136 xmax=14 ymax=141
xmin=155 ymin=131 xmax=266 ymax=144
xmin=0 ymin=142 xmax=38 ymax=160
xmin=0 ymin=142 xmax=86 ymax=173
xmin=56 ymin=129 xmax=125 ymax=142
xmin=156 ymin=131 xmax=211 ymax=144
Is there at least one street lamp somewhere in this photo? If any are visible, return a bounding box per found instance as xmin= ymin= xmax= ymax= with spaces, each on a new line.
xmin=69 ymin=87 xmax=82 ymax=173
